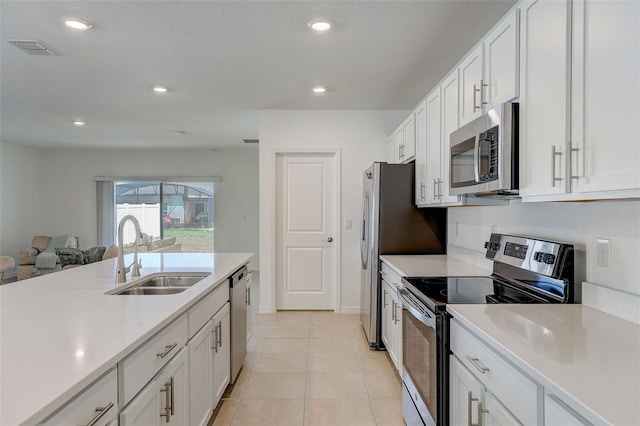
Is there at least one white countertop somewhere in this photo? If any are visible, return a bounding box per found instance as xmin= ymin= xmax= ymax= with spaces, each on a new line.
xmin=379 ymin=254 xmax=491 ymax=277
xmin=0 ymin=252 xmax=253 ymax=426
xmin=447 ymin=304 xmax=640 ymax=425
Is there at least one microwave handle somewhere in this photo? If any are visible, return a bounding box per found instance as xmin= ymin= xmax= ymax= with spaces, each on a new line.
xmin=473 ymin=136 xmax=480 ymax=183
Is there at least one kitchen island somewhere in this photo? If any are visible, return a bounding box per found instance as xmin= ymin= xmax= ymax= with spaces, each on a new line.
xmin=0 ymin=252 xmax=252 ymax=426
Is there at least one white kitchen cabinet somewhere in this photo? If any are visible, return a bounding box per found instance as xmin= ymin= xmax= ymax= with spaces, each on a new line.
xmin=450 ymin=355 xmax=484 ymax=426
xmin=188 ymin=319 xmax=214 ymax=426
xmin=459 ymin=44 xmax=485 ymax=127
xmin=414 ymin=99 xmax=428 ymax=205
xmin=42 ymin=369 xmax=117 ymax=426
xmin=570 ymin=0 xmax=640 ymax=195
xmin=520 ymin=0 xmax=640 ymax=202
xmin=380 ymin=262 xmax=402 ymax=374
xmin=450 ymin=319 xmax=537 ymax=425
xmin=386 ymin=134 xmax=397 ymax=164
xmin=439 ymin=70 xmax=462 ymax=205
xmin=483 ymin=9 xmax=520 ymax=109
xmin=393 ymin=114 xmax=416 ymax=164
xmin=246 ymin=270 xmax=252 ymax=342
xmin=121 ymin=348 xmax=189 ymax=426
xmin=212 ymin=302 xmax=231 ymax=407
xmin=425 ymin=87 xmax=442 ymax=204
xmin=459 ymin=9 xmax=519 ymax=127
xmin=519 ymin=0 xmax=572 ymax=198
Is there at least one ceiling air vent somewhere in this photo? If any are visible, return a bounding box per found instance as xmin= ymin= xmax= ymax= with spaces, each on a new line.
xmin=243 ymin=139 xmax=259 ymax=144
xmin=5 ymin=40 xmax=61 ymax=56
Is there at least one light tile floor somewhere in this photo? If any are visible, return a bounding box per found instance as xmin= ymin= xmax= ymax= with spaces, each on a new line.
xmin=211 ymin=274 xmax=404 ymax=426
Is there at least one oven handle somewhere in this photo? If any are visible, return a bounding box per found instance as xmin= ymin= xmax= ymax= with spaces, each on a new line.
xmin=398 ymin=288 xmax=436 ymax=329
xmin=473 ymin=136 xmax=481 ymax=184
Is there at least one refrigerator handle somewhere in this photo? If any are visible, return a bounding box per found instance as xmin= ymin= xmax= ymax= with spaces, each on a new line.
xmin=360 ymin=194 xmax=369 ymax=269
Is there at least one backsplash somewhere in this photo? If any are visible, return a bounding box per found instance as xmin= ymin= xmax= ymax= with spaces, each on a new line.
xmin=446 ymin=198 xmax=640 ymax=323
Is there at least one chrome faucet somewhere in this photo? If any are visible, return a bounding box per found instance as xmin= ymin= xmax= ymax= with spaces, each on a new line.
xmin=116 ymin=215 xmax=143 ymax=283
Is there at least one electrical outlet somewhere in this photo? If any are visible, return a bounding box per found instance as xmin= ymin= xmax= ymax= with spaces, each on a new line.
xmin=596 ymin=238 xmax=610 ymax=268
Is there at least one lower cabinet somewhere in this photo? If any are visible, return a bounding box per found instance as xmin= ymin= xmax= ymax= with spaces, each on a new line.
xmin=120 ymin=348 xmax=189 ymax=426
xmin=212 ymin=302 xmax=231 ymax=406
xmin=188 ymin=319 xmax=214 ymax=426
xmin=42 ymin=369 xmax=117 ymax=426
xmin=544 ymin=393 xmax=591 ymax=426
xmin=380 ymin=262 xmax=403 ymax=375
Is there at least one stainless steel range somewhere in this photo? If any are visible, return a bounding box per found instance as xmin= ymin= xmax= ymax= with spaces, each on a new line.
xmin=399 ymin=233 xmax=584 ymax=426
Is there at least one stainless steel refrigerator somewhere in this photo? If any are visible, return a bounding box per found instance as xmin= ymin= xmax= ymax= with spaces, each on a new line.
xmin=360 ymin=162 xmax=446 ymax=348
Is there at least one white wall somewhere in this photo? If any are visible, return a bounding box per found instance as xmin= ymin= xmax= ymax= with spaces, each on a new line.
xmin=1 ymin=147 xmax=259 ymax=271
xmin=448 ymin=199 xmax=640 ymax=322
xmin=0 ymin=142 xmax=41 ymax=278
xmin=259 ymin=109 xmax=408 ymax=313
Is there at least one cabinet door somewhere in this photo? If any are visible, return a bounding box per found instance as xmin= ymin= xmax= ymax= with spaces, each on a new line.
xmin=390 ymin=284 xmax=402 ymax=376
xmin=402 ymin=113 xmax=416 ymax=161
xmin=246 ymin=271 xmax=252 ymax=342
xmin=450 ymin=355 xmax=485 ymax=426
xmin=484 ymin=9 xmax=520 ymax=108
xmin=381 ymin=279 xmax=391 ymax=350
xmin=386 ymin=134 xmax=396 ymax=164
xmin=482 ymin=392 xmax=521 ymax=426
xmin=426 ymin=88 xmax=442 ymax=204
xmin=156 ymin=348 xmax=189 ymax=425
xmin=571 ymin=0 xmax=640 ymax=193
xmin=120 ymin=380 xmax=162 ymax=426
xmin=212 ymin=302 xmax=231 ymax=407
xmin=519 ymin=0 xmax=571 ymax=197
xmin=414 ymin=100 xmax=428 ymax=205
xmin=440 ymin=70 xmax=462 ymax=205
xmin=188 ymin=320 xmax=214 ymax=426
xmin=459 ymin=44 xmax=484 ymax=126
xmin=394 ymin=125 xmax=405 ymax=163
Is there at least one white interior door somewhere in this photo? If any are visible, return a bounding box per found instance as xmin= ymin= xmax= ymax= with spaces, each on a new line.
xmin=276 ymin=153 xmax=337 ymax=310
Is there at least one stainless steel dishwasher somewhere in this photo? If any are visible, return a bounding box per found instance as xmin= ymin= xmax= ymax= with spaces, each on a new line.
xmin=229 ymin=265 xmax=248 ymax=383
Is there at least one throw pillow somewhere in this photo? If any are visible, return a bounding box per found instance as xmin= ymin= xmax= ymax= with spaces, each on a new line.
xmin=83 ymin=247 xmax=106 ymax=264
xmin=55 ymin=247 xmax=84 ymax=267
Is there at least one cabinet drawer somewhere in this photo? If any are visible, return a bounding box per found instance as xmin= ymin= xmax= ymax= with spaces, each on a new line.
xmin=188 ymin=282 xmax=229 ymax=338
xmin=43 ymin=369 xmax=117 ymax=426
xmin=122 ymin=314 xmax=188 ymax=405
xmin=451 ymin=320 xmax=537 ymax=425
xmin=380 ymin=262 xmax=402 ymax=287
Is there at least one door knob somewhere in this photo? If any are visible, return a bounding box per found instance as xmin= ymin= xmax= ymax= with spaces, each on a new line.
xmin=325 ymin=237 xmax=333 ymax=243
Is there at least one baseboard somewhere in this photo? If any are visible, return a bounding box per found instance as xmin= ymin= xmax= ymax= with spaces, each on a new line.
xmin=258 ymin=305 xmax=275 ymax=314
xmin=339 ymin=306 xmax=361 ymax=314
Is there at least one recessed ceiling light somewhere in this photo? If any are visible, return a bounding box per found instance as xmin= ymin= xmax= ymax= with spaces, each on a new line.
xmin=73 ymin=120 xmax=87 ymax=126
xmin=308 ymin=19 xmax=333 ymax=32
xmin=151 ymin=84 xmax=170 ymax=93
xmin=312 ymin=86 xmax=327 ymax=94
xmin=63 ymin=17 xmax=93 ymax=31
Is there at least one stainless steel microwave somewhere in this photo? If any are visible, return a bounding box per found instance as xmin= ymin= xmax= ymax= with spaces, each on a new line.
xmin=449 ymin=103 xmax=519 ymax=196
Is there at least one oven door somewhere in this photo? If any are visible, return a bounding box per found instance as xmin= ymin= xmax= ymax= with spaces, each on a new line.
xmin=450 ymin=134 xmax=479 ymax=194
xmin=399 ymin=288 xmax=438 ymax=426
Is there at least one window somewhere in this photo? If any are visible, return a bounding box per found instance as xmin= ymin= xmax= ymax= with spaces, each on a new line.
xmin=109 ymin=180 xmax=214 ymax=252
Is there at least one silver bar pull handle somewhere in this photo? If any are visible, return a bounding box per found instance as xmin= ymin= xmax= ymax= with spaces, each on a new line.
xmin=169 ymin=376 xmax=175 ymax=416
xmin=160 ymin=380 xmax=171 ymax=422
xmin=466 ymin=355 xmax=490 ymax=374
xmin=383 ymin=289 xmax=388 ymax=308
xmin=212 ymin=326 xmax=218 ymax=352
xmin=473 ymin=84 xmax=480 ymax=112
xmin=570 ymin=147 xmax=580 ymax=180
xmin=551 ymin=146 xmax=563 ymax=187
xmin=420 ymin=182 xmax=425 ymax=201
xmin=478 ymin=403 xmax=489 ymax=426
xmin=393 ymin=301 xmax=399 ymax=325
xmin=217 ymin=322 xmax=222 ymax=348
xmin=157 ymin=343 xmax=178 ymax=359
xmin=391 ymin=300 xmax=396 ymax=322
xmin=480 ymin=79 xmax=488 ymax=106
xmin=85 ymin=402 xmax=114 ymax=426
xmin=467 ymin=392 xmax=479 ymax=426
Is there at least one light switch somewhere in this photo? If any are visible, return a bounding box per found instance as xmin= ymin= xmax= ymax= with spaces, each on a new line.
xmin=345 ymin=218 xmax=352 ymax=229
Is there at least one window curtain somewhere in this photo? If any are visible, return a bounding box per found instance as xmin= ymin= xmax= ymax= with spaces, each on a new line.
xmin=96 ymin=180 xmax=115 ymax=247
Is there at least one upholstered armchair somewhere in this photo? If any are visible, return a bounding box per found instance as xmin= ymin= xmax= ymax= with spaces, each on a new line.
xmin=17 ymin=235 xmax=78 ymax=280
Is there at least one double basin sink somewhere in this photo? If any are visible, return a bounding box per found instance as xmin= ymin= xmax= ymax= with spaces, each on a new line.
xmin=110 ymin=273 xmax=211 ymax=295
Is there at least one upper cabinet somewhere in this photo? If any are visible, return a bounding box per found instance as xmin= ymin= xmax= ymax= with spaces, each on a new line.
xmin=391 ymin=113 xmax=416 ymax=164
xmin=415 ymin=99 xmax=428 ymax=204
xmin=459 ymin=9 xmax=520 ymax=127
xmin=520 ymin=0 xmax=640 ymax=201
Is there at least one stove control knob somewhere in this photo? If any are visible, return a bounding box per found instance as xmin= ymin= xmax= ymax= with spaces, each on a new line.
xmin=543 ymin=253 xmax=556 ymax=264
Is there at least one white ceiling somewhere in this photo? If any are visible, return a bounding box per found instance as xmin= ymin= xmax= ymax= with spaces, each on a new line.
xmin=0 ymin=0 xmax=516 ymax=150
